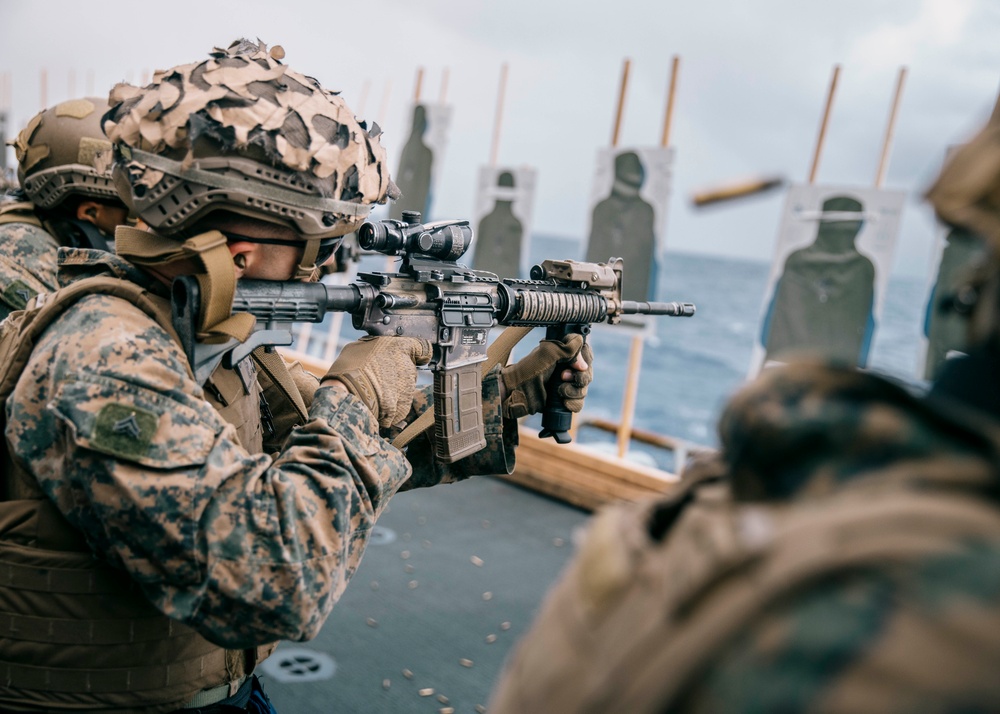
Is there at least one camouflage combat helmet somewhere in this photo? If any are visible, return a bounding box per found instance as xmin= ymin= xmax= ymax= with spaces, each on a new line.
xmin=926 ymin=109 xmax=1000 ymax=346
xmin=103 ymin=38 xmax=395 ymax=278
xmin=11 ymin=97 xmax=120 ymax=209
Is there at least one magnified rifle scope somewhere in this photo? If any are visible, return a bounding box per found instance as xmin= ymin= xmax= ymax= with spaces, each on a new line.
xmin=358 ymin=211 xmax=474 ymax=262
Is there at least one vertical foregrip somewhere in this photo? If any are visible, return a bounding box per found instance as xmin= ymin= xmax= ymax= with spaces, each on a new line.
xmin=538 ymin=323 xmax=587 ymax=444
xmin=432 ymin=364 xmax=487 ymax=463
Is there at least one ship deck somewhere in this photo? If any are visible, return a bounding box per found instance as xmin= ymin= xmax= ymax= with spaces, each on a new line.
xmin=258 ymin=474 xmax=591 ymax=713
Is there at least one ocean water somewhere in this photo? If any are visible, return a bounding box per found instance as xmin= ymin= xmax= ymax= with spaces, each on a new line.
xmin=297 ymin=234 xmax=929 ymax=470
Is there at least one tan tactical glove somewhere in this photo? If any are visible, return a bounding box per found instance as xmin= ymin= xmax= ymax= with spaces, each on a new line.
xmin=324 ymin=336 xmax=433 ymax=428
xmin=500 ymin=333 xmax=594 ymax=419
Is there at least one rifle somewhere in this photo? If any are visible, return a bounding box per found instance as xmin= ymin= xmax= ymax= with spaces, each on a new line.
xmin=173 ymin=212 xmax=695 ymax=463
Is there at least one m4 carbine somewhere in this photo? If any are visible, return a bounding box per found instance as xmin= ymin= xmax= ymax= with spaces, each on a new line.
xmin=173 ymin=212 xmax=695 ymax=463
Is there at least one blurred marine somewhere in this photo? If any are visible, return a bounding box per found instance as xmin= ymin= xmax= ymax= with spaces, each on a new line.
xmin=0 ymin=97 xmax=129 ymax=320
xmin=489 ymin=110 xmax=1000 ymax=713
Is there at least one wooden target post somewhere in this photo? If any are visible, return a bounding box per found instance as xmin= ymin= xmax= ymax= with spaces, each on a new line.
xmin=874 ymin=67 xmax=907 ymax=189
xmin=808 ymin=65 xmax=840 ymax=184
xmin=569 ymin=58 xmax=634 ymax=444
xmin=413 ymin=66 xmax=424 ymax=103
xmin=615 ymin=56 xmax=680 ymax=460
xmin=485 ymin=63 xmax=520 ymax=369
xmin=383 ymin=66 xmax=425 ymax=277
xmin=377 ymin=78 xmax=392 ymax=126
xmin=490 ymin=63 xmax=509 ymax=168
xmin=356 ymin=79 xmax=372 ymax=117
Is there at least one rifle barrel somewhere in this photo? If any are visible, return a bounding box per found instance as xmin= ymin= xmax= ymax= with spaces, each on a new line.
xmin=233 ymin=280 xmax=695 ymax=326
xmin=621 ymin=300 xmax=696 ymax=317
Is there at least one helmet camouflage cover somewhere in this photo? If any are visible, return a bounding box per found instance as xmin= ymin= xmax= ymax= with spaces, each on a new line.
xmin=12 ymin=97 xmax=120 ymax=209
xmin=102 ymin=39 xmax=394 ymax=241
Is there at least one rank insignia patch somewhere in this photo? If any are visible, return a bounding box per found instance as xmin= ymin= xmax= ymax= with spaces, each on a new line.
xmin=92 ymin=403 xmax=158 ymax=459
xmin=2 ymin=280 xmax=37 ymax=310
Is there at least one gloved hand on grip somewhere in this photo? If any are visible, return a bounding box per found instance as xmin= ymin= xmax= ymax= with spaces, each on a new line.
xmin=500 ymin=333 xmax=594 ymax=419
xmin=324 ymin=336 xmax=433 ymax=429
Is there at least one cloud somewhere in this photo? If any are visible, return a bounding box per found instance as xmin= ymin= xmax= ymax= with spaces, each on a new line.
xmin=1 ymin=0 xmax=999 ymax=278
xmin=849 ymin=0 xmax=976 ymax=70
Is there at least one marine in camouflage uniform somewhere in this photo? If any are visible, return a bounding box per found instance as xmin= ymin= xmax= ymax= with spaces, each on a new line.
xmin=489 ymin=111 xmax=1000 ymax=714
xmin=0 ymin=40 xmax=592 ymax=713
xmin=0 ymin=96 xmax=128 ymax=319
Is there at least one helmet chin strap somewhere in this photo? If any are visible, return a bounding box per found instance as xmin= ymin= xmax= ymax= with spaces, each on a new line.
xmin=294 ymin=239 xmax=322 ymax=282
xmin=114 ymin=225 xmax=256 ymax=344
xmin=45 ymin=218 xmax=112 ymax=252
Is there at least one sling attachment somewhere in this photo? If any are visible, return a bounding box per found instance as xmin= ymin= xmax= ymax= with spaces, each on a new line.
xmin=252 ymin=347 xmax=310 ymax=426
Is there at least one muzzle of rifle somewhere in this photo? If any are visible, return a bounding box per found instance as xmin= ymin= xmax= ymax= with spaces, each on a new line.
xmin=620 ymin=301 xmax=696 ymax=316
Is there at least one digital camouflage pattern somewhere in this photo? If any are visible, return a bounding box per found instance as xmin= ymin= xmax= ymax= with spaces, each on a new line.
xmin=685 ymin=362 xmax=1000 ymax=711
xmin=5 ymin=248 xmax=416 ymax=648
xmin=4 ymin=246 xmax=520 ymax=650
xmin=0 ymin=219 xmax=60 ymax=319
xmin=490 ymin=361 xmax=1000 ymax=713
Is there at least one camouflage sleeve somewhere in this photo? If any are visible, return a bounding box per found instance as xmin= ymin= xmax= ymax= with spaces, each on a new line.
xmin=679 ymin=545 xmax=1000 ymax=713
xmin=0 ymin=222 xmax=61 ymax=318
xmin=6 ymin=294 xmax=412 ymax=649
xmin=395 ymin=365 xmax=517 ymax=490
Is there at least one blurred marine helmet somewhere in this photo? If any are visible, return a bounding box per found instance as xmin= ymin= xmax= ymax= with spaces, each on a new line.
xmin=102 ymin=39 xmax=394 ymax=264
xmin=926 ymin=115 xmax=1000 ymax=247
xmin=926 ymin=110 xmax=1000 ymax=346
xmin=12 ymin=97 xmax=120 ymax=209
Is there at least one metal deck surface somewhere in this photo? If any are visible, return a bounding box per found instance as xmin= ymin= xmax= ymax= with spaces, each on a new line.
xmin=257 ymin=475 xmax=591 ymax=713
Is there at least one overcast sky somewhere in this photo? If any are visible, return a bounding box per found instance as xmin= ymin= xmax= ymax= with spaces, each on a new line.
xmin=1 ymin=0 xmax=998 ymax=277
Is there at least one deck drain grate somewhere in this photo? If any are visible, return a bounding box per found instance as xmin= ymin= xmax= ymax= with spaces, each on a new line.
xmin=259 ymin=647 xmax=337 ymax=683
